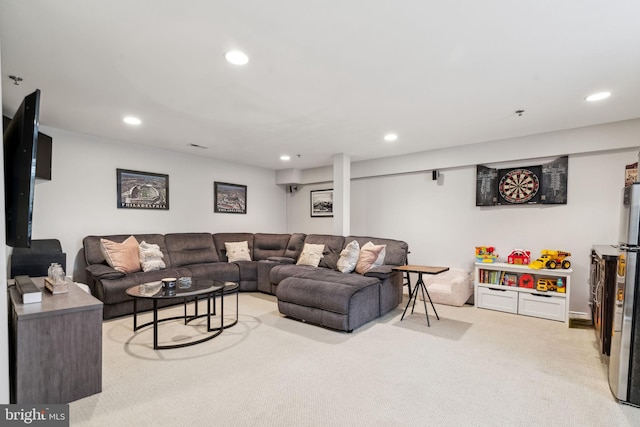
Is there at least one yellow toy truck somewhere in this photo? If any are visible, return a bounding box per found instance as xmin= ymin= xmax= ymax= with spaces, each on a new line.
xmin=529 ymin=250 xmax=571 ymax=270
xmin=536 ymin=277 xmax=566 ymax=293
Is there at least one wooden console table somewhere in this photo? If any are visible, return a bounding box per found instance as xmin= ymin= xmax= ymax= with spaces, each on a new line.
xmin=393 ymin=265 xmax=449 ymax=326
xmin=8 ymin=277 xmax=103 ymax=403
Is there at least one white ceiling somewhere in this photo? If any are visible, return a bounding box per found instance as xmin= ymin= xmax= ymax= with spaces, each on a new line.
xmin=2 ymin=1 xmax=640 ymax=171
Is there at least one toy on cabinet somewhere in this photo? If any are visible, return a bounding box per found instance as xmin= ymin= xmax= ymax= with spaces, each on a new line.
xmin=556 ymin=277 xmax=566 ymax=293
xmin=519 ymin=273 xmax=535 ymax=288
xmin=476 ymin=246 xmax=498 ymax=263
xmin=507 ymin=249 xmax=531 ymax=265
xmin=529 ymin=250 xmax=571 ymax=269
xmin=502 ymin=273 xmax=518 ymax=287
xmin=536 ymin=277 xmax=566 ymax=293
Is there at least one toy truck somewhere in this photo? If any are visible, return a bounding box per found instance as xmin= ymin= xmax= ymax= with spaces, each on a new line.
xmin=536 ymin=277 xmax=566 ymax=293
xmin=529 ymin=250 xmax=571 ymax=270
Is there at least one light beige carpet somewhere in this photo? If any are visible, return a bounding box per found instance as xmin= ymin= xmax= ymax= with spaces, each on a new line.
xmin=69 ymin=292 xmax=640 ymax=426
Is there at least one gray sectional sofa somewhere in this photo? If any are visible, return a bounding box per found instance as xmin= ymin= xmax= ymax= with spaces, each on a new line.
xmin=82 ymin=232 xmax=408 ymax=332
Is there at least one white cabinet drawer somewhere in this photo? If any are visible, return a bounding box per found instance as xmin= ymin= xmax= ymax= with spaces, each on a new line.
xmin=477 ymin=286 xmax=518 ymax=314
xmin=518 ymin=292 xmax=566 ymax=322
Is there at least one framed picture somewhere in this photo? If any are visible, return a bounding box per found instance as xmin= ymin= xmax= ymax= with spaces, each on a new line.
xmin=310 ymin=189 xmax=333 ymax=217
xmin=116 ymin=169 xmax=169 ymax=210
xmin=214 ymin=181 xmax=247 ymax=214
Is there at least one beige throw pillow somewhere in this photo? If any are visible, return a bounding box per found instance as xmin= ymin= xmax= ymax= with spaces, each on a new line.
xmin=139 ymin=241 xmax=166 ymax=272
xmin=100 ymin=235 xmax=141 ymax=274
xmin=337 ymin=240 xmax=360 ymax=273
xmin=225 ymin=241 xmax=252 ymax=262
xmin=296 ymin=243 xmax=325 ymax=267
xmin=355 ymin=243 xmax=386 ymax=274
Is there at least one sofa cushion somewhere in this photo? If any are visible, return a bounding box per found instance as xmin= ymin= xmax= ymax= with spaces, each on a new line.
xmin=284 ymin=233 xmax=307 ymax=260
xmin=337 ymin=240 xmax=360 ymax=273
xmin=276 ymin=276 xmax=379 ymax=315
xmin=270 ymin=264 xmax=318 ymax=284
xmin=100 ymin=236 xmax=141 ymax=274
xmin=304 ymin=234 xmax=345 ymax=270
xmin=165 ymin=233 xmax=219 ymax=266
xmin=225 ymin=241 xmax=252 ymax=262
xmin=182 ymin=262 xmax=240 ymax=283
xmin=253 ymin=233 xmax=291 ymax=260
xmin=355 ymin=242 xmax=385 ymax=274
xmin=296 ymin=243 xmax=325 ymax=267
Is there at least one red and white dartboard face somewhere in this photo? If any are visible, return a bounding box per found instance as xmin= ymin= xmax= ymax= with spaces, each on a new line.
xmin=499 ymin=168 xmax=540 ymax=203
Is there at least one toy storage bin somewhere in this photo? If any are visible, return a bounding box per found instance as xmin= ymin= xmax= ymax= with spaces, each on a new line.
xmin=476 ymin=286 xmax=518 ymax=313
xmin=518 ymin=292 xmax=566 ymax=322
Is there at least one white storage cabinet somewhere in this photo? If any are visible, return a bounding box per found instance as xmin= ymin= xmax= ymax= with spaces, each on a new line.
xmin=474 ymin=262 xmax=571 ymax=324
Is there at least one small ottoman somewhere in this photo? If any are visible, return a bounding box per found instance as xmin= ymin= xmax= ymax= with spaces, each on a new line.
xmin=419 ymin=268 xmax=472 ymax=307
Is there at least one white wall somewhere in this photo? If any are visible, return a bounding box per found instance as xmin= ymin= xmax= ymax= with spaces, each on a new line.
xmin=286 ymin=121 xmax=640 ymax=316
xmin=285 ymin=182 xmax=334 ymax=234
xmin=30 ymin=127 xmax=287 ymax=281
xmin=350 ymin=150 xmax=634 ymax=315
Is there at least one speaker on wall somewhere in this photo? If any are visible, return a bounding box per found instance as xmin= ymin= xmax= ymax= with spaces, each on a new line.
xmin=432 ymin=170 xmax=439 ymax=181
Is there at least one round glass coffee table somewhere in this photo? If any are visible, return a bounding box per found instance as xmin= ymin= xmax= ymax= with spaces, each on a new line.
xmin=126 ymin=278 xmax=224 ymax=350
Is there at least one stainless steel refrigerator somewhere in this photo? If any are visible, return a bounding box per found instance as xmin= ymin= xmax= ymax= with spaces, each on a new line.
xmin=610 ymin=182 xmax=640 ymax=406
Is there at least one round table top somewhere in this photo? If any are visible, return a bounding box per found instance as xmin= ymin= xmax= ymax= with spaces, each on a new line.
xmin=126 ymin=278 xmax=224 ymax=299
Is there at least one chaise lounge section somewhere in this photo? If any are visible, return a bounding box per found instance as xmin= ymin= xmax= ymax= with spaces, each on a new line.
xmin=82 ymin=232 xmax=408 ymax=332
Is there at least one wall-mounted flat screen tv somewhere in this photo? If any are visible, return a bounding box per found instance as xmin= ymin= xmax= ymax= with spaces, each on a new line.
xmin=3 ymin=89 xmax=41 ymax=248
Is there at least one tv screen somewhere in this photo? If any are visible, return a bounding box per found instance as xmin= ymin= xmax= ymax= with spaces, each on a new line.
xmin=3 ymin=89 xmax=41 ymax=248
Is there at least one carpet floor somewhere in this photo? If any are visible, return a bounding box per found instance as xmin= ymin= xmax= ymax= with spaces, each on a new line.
xmin=69 ymin=292 xmax=640 ymax=426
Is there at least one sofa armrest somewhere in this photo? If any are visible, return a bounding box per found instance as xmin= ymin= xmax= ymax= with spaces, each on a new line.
xmin=363 ymin=264 xmax=395 ymax=279
xmin=266 ymin=256 xmax=296 ymax=264
xmin=86 ymin=264 xmax=126 ymax=280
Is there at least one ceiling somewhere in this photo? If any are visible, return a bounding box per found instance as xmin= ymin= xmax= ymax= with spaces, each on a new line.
xmin=1 ymin=1 xmax=640 ymax=171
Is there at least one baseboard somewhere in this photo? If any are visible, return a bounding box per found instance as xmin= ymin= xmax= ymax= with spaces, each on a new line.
xmin=568 ymin=311 xmax=591 ymax=321
xmin=568 ymin=311 xmax=593 ymax=329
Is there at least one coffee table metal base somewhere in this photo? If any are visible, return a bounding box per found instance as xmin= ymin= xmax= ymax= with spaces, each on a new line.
xmin=132 ymin=292 xmax=223 ymax=350
xmin=189 ymin=282 xmax=239 ymax=330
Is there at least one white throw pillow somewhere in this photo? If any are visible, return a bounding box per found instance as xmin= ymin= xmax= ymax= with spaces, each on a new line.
xmin=138 ymin=241 xmax=166 ymax=272
xmin=337 ymin=240 xmax=360 ymax=273
xmin=225 ymin=241 xmax=252 ymax=262
xmin=296 ymin=243 xmax=325 ymax=267
xmin=362 ymin=241 xmax=386 ymax=267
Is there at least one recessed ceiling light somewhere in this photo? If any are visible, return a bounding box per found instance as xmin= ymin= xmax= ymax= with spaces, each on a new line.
xmin=280 ymin=155 xmax=291 ymax=161
xmin=123 ymin=116 xmax=141 ymax=125
xmin=225 ymin=50 xmax=249 ymax=65
xmin=586 ymin=91 xmax=611 ymax=102
xmin=384 ymin=133 xmax=398 ymax=142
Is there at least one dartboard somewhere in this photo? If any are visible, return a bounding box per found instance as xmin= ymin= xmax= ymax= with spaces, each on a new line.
xmin=498 ymin=168 xmax=540 ymax=203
